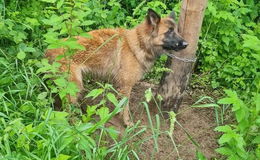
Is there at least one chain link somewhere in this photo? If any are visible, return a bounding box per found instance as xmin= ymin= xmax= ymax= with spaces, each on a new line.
xmin=165 ymin=53 xmax=197 ymax=63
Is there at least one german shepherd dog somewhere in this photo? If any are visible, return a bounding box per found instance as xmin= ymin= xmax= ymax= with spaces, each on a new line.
xmin=45 ymin=9 xmax=188 ymax=126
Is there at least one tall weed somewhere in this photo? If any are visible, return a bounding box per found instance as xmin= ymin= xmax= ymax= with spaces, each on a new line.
xmin=215 ymin=90 xmax=260 ymax=159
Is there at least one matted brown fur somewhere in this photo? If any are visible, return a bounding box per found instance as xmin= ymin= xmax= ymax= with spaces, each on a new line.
xmin=45 ymin=9 xmax=188 ymax=126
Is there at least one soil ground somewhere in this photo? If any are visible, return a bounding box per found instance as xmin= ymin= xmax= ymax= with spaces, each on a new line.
xmin=107 ymin=81 xmax=219 ymax=160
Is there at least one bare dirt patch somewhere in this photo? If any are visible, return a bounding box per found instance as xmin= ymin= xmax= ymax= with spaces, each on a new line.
xmin=125 ymin=82 xmax=218 ymax=160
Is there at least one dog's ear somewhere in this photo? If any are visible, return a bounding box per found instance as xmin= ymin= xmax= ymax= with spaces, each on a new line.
xmin=146 ymin=9 xmax=161 ymax=26
xmin=169 ymin=11 xmax=176 ymax=20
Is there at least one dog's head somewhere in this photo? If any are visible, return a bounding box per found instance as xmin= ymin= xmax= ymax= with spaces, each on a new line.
xmin=145 ymin=9 xmax=188 ymax=53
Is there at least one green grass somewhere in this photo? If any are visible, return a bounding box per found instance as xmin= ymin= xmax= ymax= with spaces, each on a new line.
xmin=0 ymin=67 xmax=145 ymax=159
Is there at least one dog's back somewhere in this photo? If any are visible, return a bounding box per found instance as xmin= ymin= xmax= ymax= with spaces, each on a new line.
xmin=46 ymin=28 xmax=126 ymax=76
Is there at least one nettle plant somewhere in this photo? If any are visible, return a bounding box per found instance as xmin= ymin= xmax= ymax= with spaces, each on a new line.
xmin=215 ymin=90 xmax=260 ymax=160
xmin=198 ymin=0 xmax=260 ymax=93
xmin=37 ymin=0 xmax=93 ymax=105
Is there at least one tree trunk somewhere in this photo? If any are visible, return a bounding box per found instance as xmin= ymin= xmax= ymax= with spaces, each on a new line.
xmin=158 ymin=0 xmax=208 ymax=112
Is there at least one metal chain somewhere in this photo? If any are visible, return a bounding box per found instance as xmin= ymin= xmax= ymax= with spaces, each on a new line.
xmin=165 ymin=53 xmax=197 ymax=63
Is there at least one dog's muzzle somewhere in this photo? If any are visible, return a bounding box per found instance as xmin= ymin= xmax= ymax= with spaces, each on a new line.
xmin=163 ymin=41 xmax=188 ymax=51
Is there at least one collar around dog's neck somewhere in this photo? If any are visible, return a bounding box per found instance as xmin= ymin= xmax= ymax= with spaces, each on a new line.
xmin=165 ymin=53 xmax=197 ymax=63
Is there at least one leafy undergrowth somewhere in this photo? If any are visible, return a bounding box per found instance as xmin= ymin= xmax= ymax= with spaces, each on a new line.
xmin=0 ymin=80 xmax=143 ymax=159
xmin=215 ymin=90 xmax=260 ymax=160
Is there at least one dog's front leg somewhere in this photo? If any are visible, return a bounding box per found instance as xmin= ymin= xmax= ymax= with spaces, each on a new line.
xmin=118 ymin=86 xmax=134 ymax=127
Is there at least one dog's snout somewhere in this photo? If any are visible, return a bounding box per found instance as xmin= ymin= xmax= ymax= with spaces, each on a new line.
xmin=172 ymin=40 xmax=188 ymax=51
xmin=181 ymin=41 xmax=188 ymax=47
xmin=162 ymin=34 xmax=188 ymax=51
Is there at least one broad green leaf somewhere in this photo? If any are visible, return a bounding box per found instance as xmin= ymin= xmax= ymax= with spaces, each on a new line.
xmin=42 ymin=15 xmax=63 ymax=26
xmin=107 ymin=92 xmax=118 ymax=106
xmin=237 ymin=120 xmax=249 ymax=133
xmin=56 ymin=154 xmax=71 ymax=160
xmin=25 ymin=124 xmax=33 ymax=133
xmin=20 ymin=104 xmax=36 ymax=113
xmin=224 ymin=89 xmax=237 ymax=98
xmin=57 ymin=0 xmax=64 ymax=9
xmin=66 ymin=82 xmax=79 ymax=96
xmin=47 ymin=111 xmax=69 ymax=125
xmin=101 ymin=13 xmax=107 ymax=18
xmin=23 ymin=47 xmax=36 ymax=52
xmin=83 ymin=105 xmax=97 ymax=122
xmin=44 ymin=31 xmax=59 ymax=44
xmin=215 ymin=125 xmax=232 ymax=133
xmin=216 ymin=147 xmax=233 ymax=156
xmin=252 ymin=54 xmax=260 ymax=61
xmin=252 ymin=136 xmax=260 ymax=144
xmin=47 ymin=42 xmax=65 ymax=49
xmin=232 ymin=102 xmax=242 ymax=111
xmin=218 ymin=98 xmax=233 ymax=104
xmin=13 ymin=31 xmax=27 ymax=43
xmin=53 ymin=111 xmax=69 ymax=119
xmin=218 ymin=134 xmax=232 ymax=144
xmin=62 ymin=39 xmax=85 ymax=50
xmin=25 ymin=17 xmax=40 ymax=26
xmin=222 ymin=36 xmax=230 ymax=46
xmin=19 ymin=43 xmax=36 ymax=52
xmin=81 ymin=20 xmax=95 ymax=26
xmin=86 ymin=105 xmax=97 ymax=117
xmin=37 ymin=92 xmax=48 ymax=100
xmin=86 ymin=88 xmax=104 ymax=99
xmin=242 ymin=34 xmax=260 ymax=51
xmin=96 ymin=107 xmax=109 ymax=120
xmin=17 ymin=51 xmax=26 ymax=60
xmin=76 ymin=123 xmax=93 ymax=132
xmin=236 ymin=136 xmax=246 ymax=149
xmin=54 ymin=78 xmax=67 ymax=87
xmin=17 ymin=135 xmax=28 ymax=150
xmin=235 ymin=109 xmax=246 ymax=123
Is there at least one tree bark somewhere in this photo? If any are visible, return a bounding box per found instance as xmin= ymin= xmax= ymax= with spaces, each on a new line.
xmin=158 ymin=0 xmax=208 ymax=112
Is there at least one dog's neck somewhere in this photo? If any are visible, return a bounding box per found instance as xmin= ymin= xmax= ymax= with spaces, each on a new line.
xmin=125 ymin=25 xmax=157 ymax=72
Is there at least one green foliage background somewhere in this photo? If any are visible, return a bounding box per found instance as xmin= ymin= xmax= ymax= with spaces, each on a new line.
xmin=0 ymin=0 xmax=259 ymax=159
